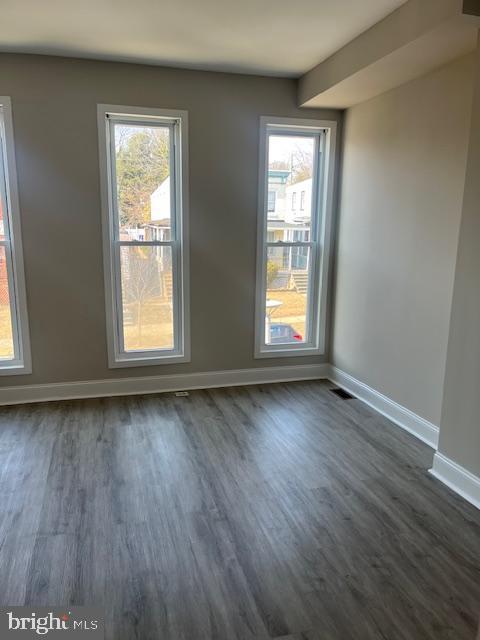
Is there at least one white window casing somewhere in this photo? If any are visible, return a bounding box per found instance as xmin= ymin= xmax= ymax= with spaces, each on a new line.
xmin=0 ymin=97 xmax=31 ymax=374
xmin=97 ymin=105 xmax=190 ymax=368
xmin=255 ymin=116 xmax=337 ymax=358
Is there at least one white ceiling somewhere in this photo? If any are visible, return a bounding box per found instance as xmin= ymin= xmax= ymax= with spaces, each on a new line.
xmin=0 ymin=0 xmax=408 ymax=77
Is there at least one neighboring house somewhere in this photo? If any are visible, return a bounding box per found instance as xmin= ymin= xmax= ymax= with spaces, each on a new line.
xmin=144 ymin=176 xmax=172 ymax=246
xmin=144 ymin=176 xmax=173 ymax=300
xmin=120 ymin=227 xmax=145 ymax=242
xmin=267 ymin=172 xmax=312 ymax=274
xmin=146 ymin=175 xmax=172 ymax=240
xmin=119 ymin=176 xmax=171 ymax=243
xmin=285 ymin=177 xmax=312 ymax=226
xmin=142 ymin=177 xmax=173 ymax=301
xmin=267 ymin=169 xmax=289 ymax=225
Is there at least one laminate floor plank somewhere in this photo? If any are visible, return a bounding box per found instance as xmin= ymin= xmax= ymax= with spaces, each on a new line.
xmin=0 ymin=381 xmax=479 ymax=639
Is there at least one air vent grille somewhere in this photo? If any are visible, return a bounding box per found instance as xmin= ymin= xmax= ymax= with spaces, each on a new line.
xmin=330 ymin=387 xmax=355 ymax=400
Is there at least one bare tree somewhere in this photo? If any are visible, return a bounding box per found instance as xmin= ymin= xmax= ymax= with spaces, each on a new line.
xmin=122 ymin=248 xmax=160 ymax=342
xmin=268 ymin=144 xmax=314 ymax=184
xmin=290 ymin=143 xmax=313 ymax=184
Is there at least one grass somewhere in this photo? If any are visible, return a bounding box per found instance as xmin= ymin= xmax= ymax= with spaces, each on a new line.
xmin=267 ymin=289 xmax=307 ymax=316
xmin=123 ymin=298 xmax=174 ymax=351
xmin=266 ymin=289 xmax=308 ymax=338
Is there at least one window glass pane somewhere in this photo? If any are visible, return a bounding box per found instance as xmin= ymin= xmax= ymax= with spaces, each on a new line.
xmin=265 ymin=245 xmax=311 ymax=345
xmin=266 ymin=134 xmax=315 ymax=240
xmin=113 ymin=123 xmax=171 ymax=241
xmin=120 ymin=245 xmax=174 ymax=352
xmin=0 ymin=245 xmax=14 ymax=360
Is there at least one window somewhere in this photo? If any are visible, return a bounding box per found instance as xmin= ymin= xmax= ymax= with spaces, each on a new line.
xmin=0 ymin=98 xmax=31 ymax=374
xmin=255 ymin=117 xmax=336 ymax=357
xmin=291 ymin=192 xmax=297 ymax=210
xmin=267 ymin=190 xmax=276 ymax=212
xmin=98 ymin=105 xmax=189 ymax=367
xmin=300 ymin=190 xmax=306 ymax=210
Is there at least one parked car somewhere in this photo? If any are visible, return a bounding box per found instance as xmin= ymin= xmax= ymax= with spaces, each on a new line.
xmin=269 ymin=323 xmax=303 ymax=344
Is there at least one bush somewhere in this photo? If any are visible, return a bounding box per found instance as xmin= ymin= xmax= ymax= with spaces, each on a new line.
xmin=267 ymin=260 xmax=279 ymax=288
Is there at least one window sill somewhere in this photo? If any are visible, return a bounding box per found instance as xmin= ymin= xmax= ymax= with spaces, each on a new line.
xmin=254 ymin=346 xmax=324 ymax=359
xmin=0 ymin=362 xmax=32 ymax=375
xmin=108 ymin=352 xmax=190 ymax=368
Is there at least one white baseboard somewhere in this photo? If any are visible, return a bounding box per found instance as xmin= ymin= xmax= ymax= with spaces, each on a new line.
xmin=0 ymin=363 xmax=330 ymax=406
xmin=328 ymin=366 xmax=439 ymax=449
xmin=430 ymin=452 xmax=480 ymax=510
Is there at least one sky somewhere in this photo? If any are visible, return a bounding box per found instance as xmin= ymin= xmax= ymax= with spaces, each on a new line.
xmin=268 ymin=134 xmax=314 ymax=169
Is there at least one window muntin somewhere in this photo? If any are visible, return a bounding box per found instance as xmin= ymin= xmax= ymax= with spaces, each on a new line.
xmin=99 ymin=107 xmax=189 ymax=366
xmin=0 ymin=100 xmax=31 ymax=373
xmin=256 ymin=118 xmax=335 ymax=357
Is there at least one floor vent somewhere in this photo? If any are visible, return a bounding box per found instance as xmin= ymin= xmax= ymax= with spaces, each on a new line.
xmin=330 ymin=387 xmax=356 ymax=400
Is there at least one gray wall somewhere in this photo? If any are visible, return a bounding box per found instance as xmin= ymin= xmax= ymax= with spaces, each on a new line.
xmin=438 ymin=36 xmax=480 ymax=477
xmin=0 ymin=54 xmax=340 ymax=386
xmin=331 ymin=54 xmax=474 ymax=426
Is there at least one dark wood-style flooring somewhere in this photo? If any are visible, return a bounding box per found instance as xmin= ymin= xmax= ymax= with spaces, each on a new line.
xmin=0 ymin=380 xmax=479 ymax=639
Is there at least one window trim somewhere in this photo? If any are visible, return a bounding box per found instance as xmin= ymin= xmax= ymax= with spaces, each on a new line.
xmin=254 ymin=116 xmax=337 ymax=359
xmin=0 ymin=97 xmax=31 ymax=375
xmin=97 ymin=104 xmax=190 ymax=368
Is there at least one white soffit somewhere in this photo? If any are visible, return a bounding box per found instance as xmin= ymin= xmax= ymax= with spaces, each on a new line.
xmin=299 ymin=0 xmax=480 ymax=108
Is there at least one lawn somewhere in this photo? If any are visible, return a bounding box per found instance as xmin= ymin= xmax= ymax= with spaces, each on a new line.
xmin=123 ymin=298 xmax=174 ymax=351
xmin=266 ymin=289 xmax=308 ymax=338
xmin=266 ymin=289 xmax=308 ymax=316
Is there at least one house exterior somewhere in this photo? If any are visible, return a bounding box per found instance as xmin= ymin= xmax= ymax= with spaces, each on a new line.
xmin=145 ymin=175 xmax=172 ymax=244
xmin=119 ymin=176 xmax=171 ymax=243
xmin=266 ymin=169 xmax=289 ymax=229
xmin=267 ymin=173 xmax=312 ymax=275
xmin=285 ymin=177 xmax=312 ymax=226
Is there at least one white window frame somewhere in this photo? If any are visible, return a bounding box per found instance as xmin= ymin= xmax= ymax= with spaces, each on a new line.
xmin=254 ymin=116 xmax=337 ymax=359
xmin=0 ymin=98 xmax=31 ymax=374
xmin=97 ymin=104 xmax=190 ymax=368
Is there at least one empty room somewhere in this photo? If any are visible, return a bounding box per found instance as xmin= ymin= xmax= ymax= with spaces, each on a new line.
xmin=0 ymin=0 xmax=479 ymax=638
